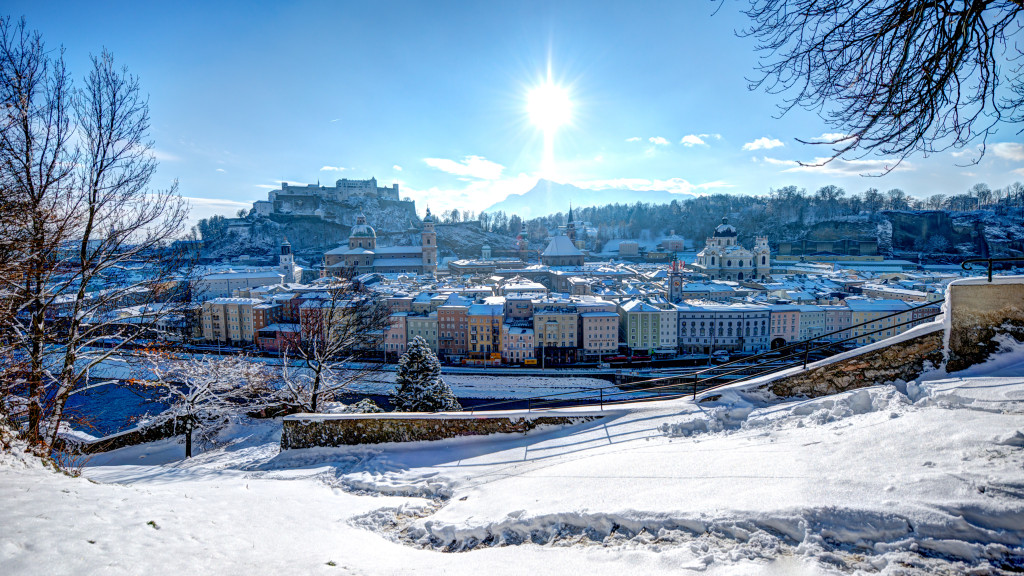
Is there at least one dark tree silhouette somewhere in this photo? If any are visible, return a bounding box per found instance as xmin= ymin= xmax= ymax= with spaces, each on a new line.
xmin=742 ymin=0 xmax=1024 ymax=172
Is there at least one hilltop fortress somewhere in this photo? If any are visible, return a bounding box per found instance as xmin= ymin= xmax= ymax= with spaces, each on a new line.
xmin=250 ymin=177 xmax=412 ymax=220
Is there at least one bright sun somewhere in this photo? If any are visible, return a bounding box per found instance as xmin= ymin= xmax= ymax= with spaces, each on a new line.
xmin=527 ymin=82 xmax=572 ymax=132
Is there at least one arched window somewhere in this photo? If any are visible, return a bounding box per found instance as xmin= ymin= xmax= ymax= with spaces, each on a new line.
xmin=727 ymin=260 xmax=732 ymax=267
xmin=762 ymin=256 xmax=766 ymax=265
xmin=738 ymin=261 xmax=743 ymax=267
xmin=711 ymin=256 xmax=716 ymax=265
xmin=738 ymin=272 xmax=744 ymax=280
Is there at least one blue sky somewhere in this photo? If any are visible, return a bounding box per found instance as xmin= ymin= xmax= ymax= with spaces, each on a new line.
xmin=9 ymin=1 xmax=1024 ymax=228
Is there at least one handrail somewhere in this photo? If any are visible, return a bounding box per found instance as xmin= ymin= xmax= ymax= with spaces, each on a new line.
xmin=470 ymin=297 xmax=944 ymax=413
xmin=961 ymin=257 xmax=1024 ymax=282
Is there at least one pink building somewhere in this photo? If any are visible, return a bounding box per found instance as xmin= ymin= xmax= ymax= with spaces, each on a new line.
xmin=383 ymin=312 xmax=408 ymax=361
xmin=822 ymin=305 xmax=853 ymax=342
xmin=767 ymin=304 xmax=801 ymax=348
xmin=579 ymin=311 xmax=619 ymax=357
xmin=501 ymin=324 xmax=535 ymax=364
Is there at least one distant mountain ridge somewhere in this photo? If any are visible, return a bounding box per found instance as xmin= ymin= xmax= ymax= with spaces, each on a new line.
xmin=483 ymin=179 xmax=695 ymax=219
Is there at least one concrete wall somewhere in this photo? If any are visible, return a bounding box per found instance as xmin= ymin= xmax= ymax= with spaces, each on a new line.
xmin=281 ymin=411 xmax=607 ymax=449
xmin=947 ymin=279 xmax=1024 ymax=372
xmin=767 ymin=329 xmax=944 ymax=398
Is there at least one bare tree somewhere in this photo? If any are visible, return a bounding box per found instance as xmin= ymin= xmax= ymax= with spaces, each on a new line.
xmin=926 ymin=194 xmax=947 ymax=210
xmin=0 ymin=18 xmax=191 ymax=452
xmin=139 ymin=352 xmax=272 ymax=458
xmin=279 ymin=275 xmax=392 ymax=413
xmin=742 ymin=1 xmax=1024 ymax=171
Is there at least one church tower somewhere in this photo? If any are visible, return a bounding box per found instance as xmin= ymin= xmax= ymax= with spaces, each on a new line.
xmin=421 ymin=208 xmax=437 ymax=275
xmin=279 ymin=237 xmax=294 ymax=282
xmin=566 ymin=203 xmax=576 ymax=243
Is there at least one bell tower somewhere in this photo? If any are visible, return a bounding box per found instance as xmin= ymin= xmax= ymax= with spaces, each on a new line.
xmin=421 ymin=207 xmax=437 ymax=275
xmin=279 ymin=237 xmax=294 ymax=282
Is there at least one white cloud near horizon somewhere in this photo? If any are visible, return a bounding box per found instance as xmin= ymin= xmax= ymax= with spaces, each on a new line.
xmin=991 ymin=142 xmax=1024 ymax=162
xmin=180 ymin=196 xmax=253 ymax=232
xmin=320 ymin=165 xmax=346 ymax=172
xmin=393 ymin=164 xmax=403 ymax=171
xmin=574 ymin=177 xmax=732 ymax=196
xmin=215 ymin=168 xmax=226 ymax=173
xmin=762 ymin=156 xmax=913 ymax=176
xmin=423 ymin=155 xmax=504 ymax=180
xmin=680 ymin=134 xmax=707 ymax=147
xmin=742 ymin=137 xmax=784 ymax=151
xmin=625 ymin=137 xmax=641 ymax=142
xmin=649 ymin=136 xmax=670 ymax=146
xmin=809 ymin=132 xmax=853 ymax=143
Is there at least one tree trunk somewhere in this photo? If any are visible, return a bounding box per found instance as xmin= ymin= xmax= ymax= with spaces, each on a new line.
xmin=184 ymin=421 xmax=192 ymax=458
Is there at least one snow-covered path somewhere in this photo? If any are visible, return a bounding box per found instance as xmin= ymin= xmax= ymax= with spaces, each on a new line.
xmin=2 ymin=351 xmax=1023 ymax=574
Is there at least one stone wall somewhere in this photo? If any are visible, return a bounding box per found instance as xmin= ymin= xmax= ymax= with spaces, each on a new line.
xmin=62 ymin=419 xmax=182 ymax=455
xmin=947 ymin=280 xmax=1024 ymax=372
xmin=281 ymin=412 xmax=607 ymax=449
xmin=768 ymin=329 xmax=944 ymax=398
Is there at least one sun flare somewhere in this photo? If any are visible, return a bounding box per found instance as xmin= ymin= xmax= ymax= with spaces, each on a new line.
xmin=527 ymin=82 xmax=572 ymax=133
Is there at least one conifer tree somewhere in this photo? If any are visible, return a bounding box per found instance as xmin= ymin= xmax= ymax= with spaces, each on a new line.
xmin=390 ymin=336 xmax=461 ymax=412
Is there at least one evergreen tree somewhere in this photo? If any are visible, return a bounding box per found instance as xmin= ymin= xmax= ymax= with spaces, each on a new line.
xmin=390 ymin=337 xmax=462 ymax=412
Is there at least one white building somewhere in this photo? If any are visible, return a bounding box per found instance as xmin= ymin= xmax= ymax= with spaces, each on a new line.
xmin=195 ymin=270 xmax=285 ymax=301
xmin=675 ymin=301 xmax=771 ymax=354
xmin=692 ymin=217 xmax=771 ymax=282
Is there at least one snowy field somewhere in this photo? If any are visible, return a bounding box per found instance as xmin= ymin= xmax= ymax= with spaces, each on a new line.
xmin=3 ymin=347 xmax=1023 ymax=574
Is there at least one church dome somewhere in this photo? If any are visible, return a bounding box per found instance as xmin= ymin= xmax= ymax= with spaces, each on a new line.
xmin=422 ymin=208 xmax=435 ymax=224
xmin=350 ymin=214 xmax=376 ymax=238
xmin=713 ymin=217 xmax=737 ymax=237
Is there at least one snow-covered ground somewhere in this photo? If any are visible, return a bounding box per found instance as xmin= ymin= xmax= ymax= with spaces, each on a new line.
xmin=3 ymin=345 xmax=1023 ymax=574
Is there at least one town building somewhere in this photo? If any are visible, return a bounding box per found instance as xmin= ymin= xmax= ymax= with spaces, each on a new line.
xmin=202 ymin=297 xmax=263 ymax=344
xmin=675 ymin=301 xmax=771 ymax=355
xmin=846 ymin=298 xmax=912 ymax=345
xmin=406 ymin=312 xmax=438 ymax=352
xmin=618 ymin=299 xmax=661 ymax=354
xmin=501 ymin=324 xmax=536 ymax=365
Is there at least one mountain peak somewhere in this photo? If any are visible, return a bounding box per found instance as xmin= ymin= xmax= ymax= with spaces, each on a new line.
xmin=484 ymin=179 xmax=694 ymax=219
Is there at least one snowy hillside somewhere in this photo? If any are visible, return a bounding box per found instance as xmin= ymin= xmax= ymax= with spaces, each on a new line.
xmin=2 ymin=347 xmax=1023 ymax=573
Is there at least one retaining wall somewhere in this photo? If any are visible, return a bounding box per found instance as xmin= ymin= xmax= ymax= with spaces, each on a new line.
xmin=281 ymin=410 xmax=610 ymax=449
xmin=767 ymin=328 xmax=944 ymax=398
xmin=946 ymin=277 xmax=1024 ymax=372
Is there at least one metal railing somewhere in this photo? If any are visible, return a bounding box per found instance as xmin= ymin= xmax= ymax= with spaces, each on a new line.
xmin=961 ymin=258 xmax=1024 ymax=282
xmin=469 ymin=298 xmax=945 ymax=413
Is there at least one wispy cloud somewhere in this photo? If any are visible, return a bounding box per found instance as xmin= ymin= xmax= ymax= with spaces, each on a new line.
xmin=423 ymin=155 xmax=504 ymax=180
xmin=680 ymin=134 xmax=707 ymax=147
xmin=991 ymin=142 xmax=1024 ymax=162
xmin=698 ymin=133 xmax=722 ymax=140
xmin=181 ymin=196 xmax=252 ymax=232
xmin=648 ymin=136 xmax=670 ymax=146
xmin=320 ymin=165 xmax=346 ymax=172
xmin=215 ymin=168 xmax=226 ymax=173
xmin=393 ymin=164 xmax=403 ymax=172
xmin=742 ymin=137 xmax=784 ymax=151
xmin=762 ymin=156 xmax=913 ymax=176
xmin=1013 ymin=168 xmax=1024 ymax=178
xmin=254 ymin=184 xmax=278 ymax=189
xmin=575 ymin=177 xmax=732 ymax=196
xmin=625 ymin=137 xmax=641 ymax=143
xmin=809 ymin=132 xmax=853 ymax=143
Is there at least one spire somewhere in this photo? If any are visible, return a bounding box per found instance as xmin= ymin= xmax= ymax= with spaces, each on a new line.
xmin=567 ymin=202 xmax=574 ymax=224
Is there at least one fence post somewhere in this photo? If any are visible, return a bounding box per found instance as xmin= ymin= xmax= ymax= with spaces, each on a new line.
xmin=600 ymin=387 xmax=603 ymax=410
xmin=692 ymin=372 xmax=698 ymax=399
xmin=803 ymin=341 xmax=810 ymax=368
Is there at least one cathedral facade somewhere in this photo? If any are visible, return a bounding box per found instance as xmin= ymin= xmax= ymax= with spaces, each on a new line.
xmin=691 ymin=218 xmax=771 ymax=282
xmin=323 ymin=211 xmax=437 ymax=276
